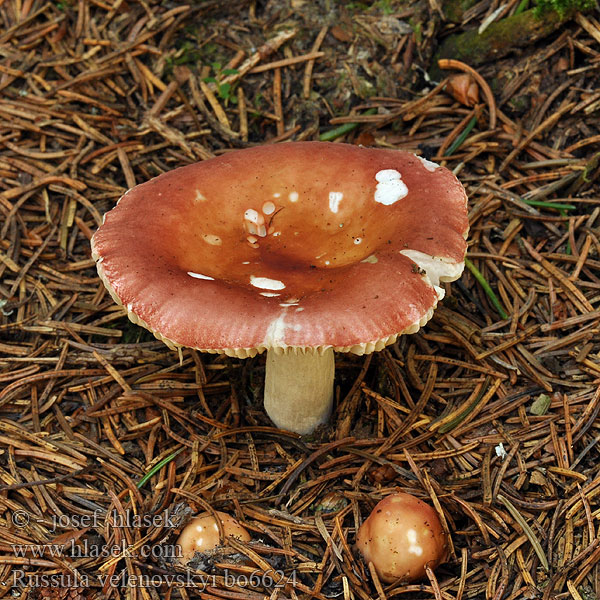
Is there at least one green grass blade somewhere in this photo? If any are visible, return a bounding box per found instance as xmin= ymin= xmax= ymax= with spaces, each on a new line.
xmin=464 ymin=257 xmax=509 ymax=320
xmin=521 ymin=199 xmax=576 ymax=211
xmin=514 ymin=0 xmax=529 ymax=14
xmin=438 ymin=378 xmax=490 ymax=434
xmin=319 ymin=108 xmax=377 ymax=142
xmin=137 ymin=447 xmax=184 ymax=489
xmin=445 ymin=115 xmax=478 ymax=156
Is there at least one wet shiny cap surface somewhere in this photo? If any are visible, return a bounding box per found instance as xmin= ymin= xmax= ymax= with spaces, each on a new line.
xmin=92 ymin=142 xmax=468 ymax=355
xmin=356 ymin=492 xmax=448 ymax=583
xmin=176 ymin=512 xmax=251 ymax=562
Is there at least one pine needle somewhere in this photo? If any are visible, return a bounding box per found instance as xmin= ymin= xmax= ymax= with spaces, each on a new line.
xmin=497 ymin=494 xmax=549 ymax=571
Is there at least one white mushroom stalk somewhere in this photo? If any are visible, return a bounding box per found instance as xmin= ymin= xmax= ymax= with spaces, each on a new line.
xmin=264 ymin=348 xmax=334 ymax=434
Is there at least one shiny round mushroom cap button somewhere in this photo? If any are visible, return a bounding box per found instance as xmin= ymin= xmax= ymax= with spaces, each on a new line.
xmin=176 ymin=511 xmax=251 ymax=562
xmin=356 ymin=492 xmax=448 ymax=583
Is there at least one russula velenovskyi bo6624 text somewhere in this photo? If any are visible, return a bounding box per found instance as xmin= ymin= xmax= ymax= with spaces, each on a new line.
xmin=92 ymin=142 xmax=468 ymax=434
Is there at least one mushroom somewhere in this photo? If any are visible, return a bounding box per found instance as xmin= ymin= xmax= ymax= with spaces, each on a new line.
xmin=91 ymin=142 xmax=468 ymax=434
xmin=356 ymin=492 xmax=448 ymax=583
xmin=176 ymin=511 xmax=251 ymax=563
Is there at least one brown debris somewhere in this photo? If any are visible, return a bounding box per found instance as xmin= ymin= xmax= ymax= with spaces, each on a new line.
xmin=445 ymin=73 xmax=479 ymax=108
xmin=0 ymin=1 xmax=600 ymax=600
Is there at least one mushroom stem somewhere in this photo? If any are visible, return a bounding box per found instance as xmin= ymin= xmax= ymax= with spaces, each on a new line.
xmin=264 ymin=348 xmax=335 ymax=434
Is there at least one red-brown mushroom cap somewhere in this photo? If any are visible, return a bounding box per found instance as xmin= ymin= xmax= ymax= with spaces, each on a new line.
xmin=356 ymin=492 xmax=448 ymax=583
xmin=91 ymin=142 xmax=468 ymax=357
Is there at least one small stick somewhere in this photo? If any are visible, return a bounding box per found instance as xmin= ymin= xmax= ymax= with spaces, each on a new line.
xmin=199 ymin=78 xmax=231 ymax=130
xmin=522 ymin=237 xmax=593 ymax=313
xmin=425 ymin=564 xmax=444 ymax=600
xmin=267 ymin=125 xmax=301 ymax=144
xmin=570 ymin=234 xmax=592 ymax=281
xmin=117 ymin=146 xmax=136 ymax=189
xmin=0 ymin=465 xmax=93 ymax=491
xmin=499 ymin=101 xmax=575 ymax=171
xmin=438 ymin=58 xmax=497 ymax=129
xmin=273 ymin=67 xmax=284 ymax=137
xmin=367 ymin=561 xmax=386 ymax=600
xmin=147 ymin=79 xmax=178 ymax=117
xmin=220 ymin=28 xmax=298 ymax=86
xmin=250 ymin=51 xmax=325 ymax=74
xmin=456 ymin=547 xmax=468 ymax=600
xmin=238 ymin=87 xmax=248 ymax=141
xmin=303 ymin=26 xmax=328 ymax=99
xmin=93 ymin=349 xmax=132 ymax=394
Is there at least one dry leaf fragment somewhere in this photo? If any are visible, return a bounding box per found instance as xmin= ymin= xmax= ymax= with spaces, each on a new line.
xmin=446 ymin=73 xmax=479 ymax=107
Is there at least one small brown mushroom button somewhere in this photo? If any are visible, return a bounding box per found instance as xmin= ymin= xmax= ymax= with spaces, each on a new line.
xmin=176 ymin=512 xmax=250 ymax=563
xmin=92 ymin=142 xmax=468 ymax=434
xmin=356 ymin=492 xmax=448 ymax=584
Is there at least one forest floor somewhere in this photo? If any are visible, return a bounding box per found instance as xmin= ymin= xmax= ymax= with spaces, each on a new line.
xmin=1 ymin=1 xmax=600 ymax=599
